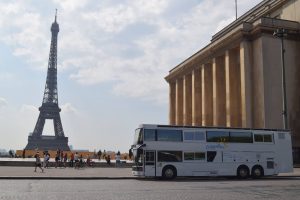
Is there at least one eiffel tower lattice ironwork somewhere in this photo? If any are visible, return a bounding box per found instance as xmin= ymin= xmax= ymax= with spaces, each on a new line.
xmin=25 ymin=11 xmax=70 ymax=151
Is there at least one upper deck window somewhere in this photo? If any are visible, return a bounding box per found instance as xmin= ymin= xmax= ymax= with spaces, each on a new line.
xmin=254 ymin=133 xmax=273 ymax=143
xmin=157 ymin=129 xmax=182 ymax=142
xmin=207 ymin=131 xmax=229 ymax=143
xmin=144 ymin=129 xmax=156 ymax=141
xmin=230 ymin=132 xmax=253 ymax=143
xmin=184 ymin=131 xmax=205 ymax=141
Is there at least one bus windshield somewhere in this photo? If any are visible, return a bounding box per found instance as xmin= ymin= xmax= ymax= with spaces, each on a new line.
xmin=133 ymin=148 xmax=143 ymax=166
xmin=133 ymin=128 xmax=143 ymax=145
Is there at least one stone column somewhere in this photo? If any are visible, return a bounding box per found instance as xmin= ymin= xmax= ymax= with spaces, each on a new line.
xmin=169 ymin=81 xmax=176 ymax=125
xmin=213 ymin=56 xmax=226 ymax=126
xmin=240 ymin=41 xmax=253 ymax=127
xmin=183 ymin=73 xmax=192 ymax=125
xmin=192 ymin=68 xmax=202 ymax=126
xmin=225 ymin=48 xmax=242 ymax=127
xmin=202 ymin=63 xmax=213 ymax=126
xmin=176 ymin=78 xmax=184 ymax=125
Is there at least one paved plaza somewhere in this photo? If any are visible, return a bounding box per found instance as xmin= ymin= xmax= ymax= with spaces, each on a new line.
xmin=0 ymin=166 xmax=133 ymax=179
xmin=0 ymin=166 xmax=299 ymax=179
xmin=1 ymin=178 xmax=300 ymax=200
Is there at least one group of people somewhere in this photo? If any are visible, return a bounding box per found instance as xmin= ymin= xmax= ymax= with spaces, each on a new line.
xmin=34 ymin=149 xmax=124 ymax=172
xmin=34 ymin=150 xmax=95 ymax=172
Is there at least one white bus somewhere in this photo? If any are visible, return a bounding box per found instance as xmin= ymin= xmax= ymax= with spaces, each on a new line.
xmin=131 ymin=124 xmax=293 ymax=179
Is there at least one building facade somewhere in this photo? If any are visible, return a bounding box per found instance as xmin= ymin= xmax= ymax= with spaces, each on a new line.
xmin=165 ymin=0 xmax=300 ymax=163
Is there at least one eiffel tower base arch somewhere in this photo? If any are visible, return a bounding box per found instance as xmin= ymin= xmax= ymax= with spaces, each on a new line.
xmin=25 ymin=135 xmax=70 ymax=151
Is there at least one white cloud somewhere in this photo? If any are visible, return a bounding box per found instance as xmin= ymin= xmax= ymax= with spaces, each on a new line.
xmin=0 ymin=0 xmax=263 ymax=105
xmin=82 ymin=5 xmax=136 ymax=33
xmin=61 ymin=102 xmax=78 ymax=114
xmin=0 ymin=97 xmax=8 ymax=108
xmin=52 ymin=0 xmax=88 ymax=12
xmin=20 ymin=104 xmax=38 ymax=113
xmin=0 ymin=72 xmax=14 ymax=81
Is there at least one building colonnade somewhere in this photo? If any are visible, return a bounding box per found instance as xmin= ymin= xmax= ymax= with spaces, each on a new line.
xmin=169 ymin=41 xmax=253 ymax=128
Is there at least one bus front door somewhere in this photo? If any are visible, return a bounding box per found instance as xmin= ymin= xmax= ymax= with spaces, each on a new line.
xmin=144 ymin=150 xmax=156 ymax=177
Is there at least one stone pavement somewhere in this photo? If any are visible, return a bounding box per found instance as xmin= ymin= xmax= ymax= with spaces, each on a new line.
xmin=0 ymin=166 xmax=299 ymax=179
xmin=0 ymin=166 xmax=134 ymax=179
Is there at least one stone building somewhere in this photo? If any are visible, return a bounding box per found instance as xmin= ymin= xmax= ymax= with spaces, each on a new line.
xmin=165 ymin=0 xmax=300 ymax=163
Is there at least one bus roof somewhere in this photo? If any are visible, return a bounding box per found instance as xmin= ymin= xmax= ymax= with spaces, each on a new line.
xmin=138 ymin=124 xmax=290 ymax=132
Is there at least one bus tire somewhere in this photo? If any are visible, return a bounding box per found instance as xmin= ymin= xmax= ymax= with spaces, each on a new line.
xmin=251 ymin=165 xmax=264 ymax=179
xmin=237 ymin=165 xmax=249 ymax=179
xmin=162 ymin=165 xmax=177 ymax=179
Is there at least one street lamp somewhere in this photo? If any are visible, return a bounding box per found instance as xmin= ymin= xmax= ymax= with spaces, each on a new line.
xmin=273 ymin=28 xmax=288 ymax=129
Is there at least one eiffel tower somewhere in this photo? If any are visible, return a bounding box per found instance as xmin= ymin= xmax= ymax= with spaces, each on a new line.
xmin=25 ymin=11 xmax=70 ymax=151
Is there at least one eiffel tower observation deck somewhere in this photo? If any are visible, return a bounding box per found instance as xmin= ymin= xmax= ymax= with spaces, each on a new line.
xmin=25 ymin=11 xmax=70 ymax=151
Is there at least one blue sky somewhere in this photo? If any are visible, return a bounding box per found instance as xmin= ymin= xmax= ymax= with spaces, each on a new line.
xmin=0 ymin=0 xmax=262 ymax=152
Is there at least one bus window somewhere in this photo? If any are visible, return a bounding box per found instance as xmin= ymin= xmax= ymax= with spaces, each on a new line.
xmin=230 ymin=132 xmax=253 ymax=143
xmin=264 ymin=134 xmax=273 ymax=143
xmin=195 ymin=132 xmax=205 ymax=140
xmin=254 ymin=134 xmax=263 ymax=142
xmin=207 ymin=131 xmax=229 ymax=142
xmin=207 ymin=151 xmax=217 ymax=162
xmin=144 ymin=129 xmax=156 ymax=141
xmin=158 ymin=151 xmax=182 ymax=162
xmin=184 ymin=132 xmax=194 ymax=140
xmin=184 ymin=152 xmax=194 ymax=160
xmin=254 ymin=134 xmax=273 ymax=142
xmin=195 ymin=152 xmax=205 ymax=160
xmin=145 ymin=151 xmax=155 ymax=165
xmin=157 ymin=129 xmax=182 ymax=142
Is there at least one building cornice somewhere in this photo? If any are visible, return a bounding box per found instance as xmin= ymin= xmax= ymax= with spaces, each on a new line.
xmin=165 ymin=17 xmax=300 ymax=82
xmin=165 ymin=0 xmax=291 ymax=83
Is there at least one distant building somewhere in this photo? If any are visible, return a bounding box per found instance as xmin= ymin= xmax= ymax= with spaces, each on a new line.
xmin=165 ymin=0 xmax=300 ymax=163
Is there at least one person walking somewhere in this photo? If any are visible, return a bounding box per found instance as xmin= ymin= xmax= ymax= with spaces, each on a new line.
xmin=63 ymin=153 xmax=68 ymax=168
xmin=43 ymin=152 xmax=50 ymax=168
xmin=97 ymin=150 xmax=102 ymax=160
xmin=74 ymin=152 xmax=79 ymax=169
xmin=106 ymin=155 xmax=111 ymax=165
xmin=34 ymin=152 xmax=44 ymax=173
xmin=55 ymin=152 xmax=60 ymax=168
xmin=22 ymin=149 xmax=26 ymax=159
xmin=103 ymin=150 xmax=106 ymax=160
xmin=115 ymin=152 xmax=121 ymax=168
xmin=70 ymin=153 xmax=74 ymax=167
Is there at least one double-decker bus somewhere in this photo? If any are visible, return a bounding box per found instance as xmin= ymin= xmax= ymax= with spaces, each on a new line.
xmin=131 ymin=124 xmax=293 ymax=179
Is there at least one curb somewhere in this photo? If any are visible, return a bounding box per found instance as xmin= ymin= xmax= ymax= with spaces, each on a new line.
xmin=0 ymin=176 xmax=138 ymax=180
xmin=0 ymin=176 xmax=299 ymax=180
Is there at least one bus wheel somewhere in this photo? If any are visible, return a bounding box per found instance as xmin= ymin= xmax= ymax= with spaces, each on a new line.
xmin=251 ymin=165 xmax=264 ymax=179
xmin=237 ymin=165 xmax=249 ymax=179
xmin=162 ymin=166 xmax=177 ymax=179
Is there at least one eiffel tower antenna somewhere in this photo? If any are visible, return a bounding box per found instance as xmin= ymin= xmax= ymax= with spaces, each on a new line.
xmin=25 ymin=12 xmax=70 ymax=151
